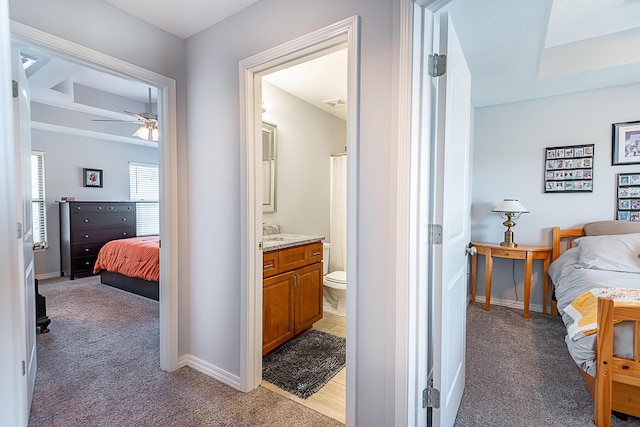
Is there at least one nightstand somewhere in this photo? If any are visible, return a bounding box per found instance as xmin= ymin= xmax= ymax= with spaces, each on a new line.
xmin=470 ymin=242 xmax=552 ymax=318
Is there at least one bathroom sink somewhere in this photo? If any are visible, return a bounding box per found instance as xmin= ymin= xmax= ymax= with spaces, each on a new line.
xmin=262 ymin=233 xmax=325 ymax=251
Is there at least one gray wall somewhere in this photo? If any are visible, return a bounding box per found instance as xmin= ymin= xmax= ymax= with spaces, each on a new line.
xmin=261 ymin=81 xmax=346 ymax=240
xmin=472 ymin=82 xmax=640 ymax=310
xmin=32 ymin=129 xmax=158 ymax=278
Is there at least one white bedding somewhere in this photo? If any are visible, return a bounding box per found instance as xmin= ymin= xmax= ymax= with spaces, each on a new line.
xmin=548 ymin=246 xmax=640 ymax=376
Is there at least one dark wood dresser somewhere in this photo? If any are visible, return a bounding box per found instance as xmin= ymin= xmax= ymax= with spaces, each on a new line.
xmin=59 ymin=201 xmax=136 ymax=279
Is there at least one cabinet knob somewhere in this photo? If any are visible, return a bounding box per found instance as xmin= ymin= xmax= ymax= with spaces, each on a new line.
xmin=85 ymin=261 xmax=90 ymax=266
xmin=122 ymin=218 xmax=127 ymax=221
xmin=85 ymin=248 xmax=90 ymax=252
xmin=84 ymin=234 xmax=89 ymax=238
xmin=97 ymin=206 xmax=102 ymax=210
xmin=75 ymin=207 xmax=81 ymax=210
xmin=84 ymin=219 xmax=89 ymax=223
xmin=122 ymin=232 xmax=127 ymax=236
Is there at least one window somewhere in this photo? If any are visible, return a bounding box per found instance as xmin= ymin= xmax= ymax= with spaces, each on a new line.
xmin=31 ymin=152 xmax=47 ymax=249
xmin=129 ymin=161 xmax=159 ymax=236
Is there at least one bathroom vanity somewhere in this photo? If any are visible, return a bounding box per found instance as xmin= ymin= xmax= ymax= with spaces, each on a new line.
xmin=262 ymin=236 xmax=324 ymax=355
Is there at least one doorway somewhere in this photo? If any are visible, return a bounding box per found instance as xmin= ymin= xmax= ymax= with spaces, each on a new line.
xmin=9 ymin=22 xmax=179 ymax=378
xmin=239 ymin=15 xmax=359 ymax=426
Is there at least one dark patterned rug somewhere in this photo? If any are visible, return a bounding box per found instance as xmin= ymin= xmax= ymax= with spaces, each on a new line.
xmin=262 ymin=330 xmax=346 ymax=399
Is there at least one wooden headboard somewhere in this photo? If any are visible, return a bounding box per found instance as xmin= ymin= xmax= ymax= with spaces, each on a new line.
xmin=551 ymin=226 xmax=585 ymax=262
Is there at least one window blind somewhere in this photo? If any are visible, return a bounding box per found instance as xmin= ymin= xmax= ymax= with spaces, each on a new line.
xmin=129 ymin=161 xmax=159 ymax=236
xmin=31 ymin=152 xmax=47 ymax=248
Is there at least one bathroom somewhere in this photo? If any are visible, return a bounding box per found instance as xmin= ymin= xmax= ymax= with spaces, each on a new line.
xmin=261 ymin=49 xmax=348 ymax=318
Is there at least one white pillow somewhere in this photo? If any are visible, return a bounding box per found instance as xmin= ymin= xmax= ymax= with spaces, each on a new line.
xmin=576 ymin=233 xmax=640 ymax=273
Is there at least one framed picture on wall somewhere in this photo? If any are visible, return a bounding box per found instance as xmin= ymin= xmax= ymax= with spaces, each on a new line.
xmin=544 ymin=144 xmax=594 ymax=193
xmin=616 ymin=172 xmax=640 ymax=221
xmin=83 ymin=168 xmax=103 ymax=188
xmin=612 ymin=120 xmax=640 ymax=165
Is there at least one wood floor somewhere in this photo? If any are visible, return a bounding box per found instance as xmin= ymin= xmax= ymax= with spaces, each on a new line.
xmin=261 ymin=312 xmax=347 ymax=424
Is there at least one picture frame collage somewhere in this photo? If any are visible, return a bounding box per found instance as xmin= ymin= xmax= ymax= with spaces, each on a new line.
xmin=544 ymin=144 xmax=594 ymax=193
xmin=616 ymin=173 xmax=640 ymax=222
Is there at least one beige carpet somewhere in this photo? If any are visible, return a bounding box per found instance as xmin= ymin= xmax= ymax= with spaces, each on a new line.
xmin=29 ymin=276 xmax=343 ymax=426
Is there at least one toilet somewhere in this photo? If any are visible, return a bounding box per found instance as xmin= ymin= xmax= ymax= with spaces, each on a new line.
xmin=322 ymin=242 xmax=347 ymax=316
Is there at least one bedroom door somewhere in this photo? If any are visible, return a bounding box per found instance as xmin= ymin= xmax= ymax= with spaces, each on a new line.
xmin=430 ymin=12 xmax=472 ymax=427
xmin=12 ymin=47 xmax=37 ymax=418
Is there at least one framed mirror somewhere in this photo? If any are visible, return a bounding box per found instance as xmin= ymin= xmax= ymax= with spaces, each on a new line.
xmin=262 ymin=122 xmax=277 ymax=213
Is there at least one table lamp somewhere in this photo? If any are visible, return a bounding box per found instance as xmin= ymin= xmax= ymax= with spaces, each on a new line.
xmin=492 ymin=198 xmax=529 ymax=248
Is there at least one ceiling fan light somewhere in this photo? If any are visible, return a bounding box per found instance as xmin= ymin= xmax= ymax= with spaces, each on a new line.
xmin=151 ymin=127 xmax=159 ymax=142
xmin=134 ymin=125 xmax=150 ymax=140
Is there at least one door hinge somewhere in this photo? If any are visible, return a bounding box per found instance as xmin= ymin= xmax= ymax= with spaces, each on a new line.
xmin=424 ymin=385 xmax=440 ymax=409
xmin=427 ymin=224 xmax=442 ymax=245
xmin=12 ymin=80 xmax=18 ymax=98
xmin=428 ymin=53 xmax=446 ymax=77
xmin=17 ymin=222 xmax=22 ymax=239
xmin=21 ymin=360 xmax=26 ymax=376
xmin=258 ymin=241 xmax=263 ymax=251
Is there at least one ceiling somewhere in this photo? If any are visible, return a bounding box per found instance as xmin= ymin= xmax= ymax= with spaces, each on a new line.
xmin=17 ymin=0 xmax=640 ymax=145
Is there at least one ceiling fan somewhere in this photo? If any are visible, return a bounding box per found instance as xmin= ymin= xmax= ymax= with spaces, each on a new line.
xmin=92 ymin=87 xmax=159 ymax=141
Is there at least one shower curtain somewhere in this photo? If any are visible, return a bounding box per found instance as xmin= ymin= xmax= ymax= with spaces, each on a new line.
xmin=329 ymin=155 xmax=347 ymax=272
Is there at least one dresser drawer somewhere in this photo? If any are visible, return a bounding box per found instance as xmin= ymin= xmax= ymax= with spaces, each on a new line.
xmin=70 ymin=203 xmax=135 ymax=213
xmin=279 ymin=245 xmax=309 ymax=272
xmin=71 ymin=212 xmax=135 ymax=230
xmin=71 ymin=243 xmax=104 ymax=257
xmin=72 ymin=228 xmax=135 ymax=244
xmin=72 ymin=255 xmax=98 ymax=272
xmin=491 ymin=248 xmax=526 ymax=259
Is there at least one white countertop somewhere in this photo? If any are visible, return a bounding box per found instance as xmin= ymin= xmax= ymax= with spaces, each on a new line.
xmin=262 ymin=233 xmax=325 ymax=252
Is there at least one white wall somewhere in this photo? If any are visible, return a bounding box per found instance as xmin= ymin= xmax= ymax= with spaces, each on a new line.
xmin=31 ymin=129 xmax=158 ymax=278
xmin=186 ymin=0 xmax=398 ymax=423
xmin=9 ymin=0 xmax=192 ymax=357
xmin=472 ymin=82 xmax=640 ymax=309
xmin=262 ymin=82 xmax=346 ymax=239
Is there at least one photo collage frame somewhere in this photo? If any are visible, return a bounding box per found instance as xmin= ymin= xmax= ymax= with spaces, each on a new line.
xmin=544 ymin=144 xmax=594 ymax=193
xmin=616 ymin=173 xmax=640 ymax=222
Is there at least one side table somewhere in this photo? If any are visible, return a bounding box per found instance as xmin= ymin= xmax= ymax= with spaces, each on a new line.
xmin=470 ymin=242 xmax=552 ymax=318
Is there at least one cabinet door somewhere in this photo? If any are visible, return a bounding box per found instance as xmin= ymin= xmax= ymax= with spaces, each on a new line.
xmin=262 ymin=271 xmax=295 ymax=355
xmin=294 ymin=262 xmax=323 ymax=334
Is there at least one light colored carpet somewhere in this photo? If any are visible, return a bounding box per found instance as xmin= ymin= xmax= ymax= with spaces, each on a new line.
xmin=456 ymin=302 xmax=640 ymax=427
xmin=29 ymin=276 xmax=343 ymax=426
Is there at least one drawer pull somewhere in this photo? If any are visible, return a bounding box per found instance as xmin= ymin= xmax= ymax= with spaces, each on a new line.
xmin=122 ymin=232 xmax=128 ymax=236
xmin=312 ymin=251 xmax=321 ymax=256
xmin=264 ymin=260 xmax=274 ymax=269
xmin=84 ymin=234 xmax=89 ymax=238
xmin=85 ymin=261 xmax=90 ymax=266
xmin=108 ymin=206 xmax=114 ymax=210
xmin=97 ymin=206 xmax=102 ymax=210
xmin=85 ymin=248 xmax=90 ymax=252
xmin=122 ymin=218 xmax=127 ymax=221
xmin=75 ymin=207 xmax=82 ymax=210
xmin=83 ymin=219 xmax=89 ymax=223
xmin=506 ymin=252 xmax=511 ymax=256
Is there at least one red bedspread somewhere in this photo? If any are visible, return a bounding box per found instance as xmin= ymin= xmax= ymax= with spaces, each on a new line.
xmin=93 ymin=236 xmax=159 ymax=282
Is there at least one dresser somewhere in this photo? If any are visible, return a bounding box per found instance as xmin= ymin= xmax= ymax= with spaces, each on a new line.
xmin=59 ymin=201 xmax=136 ymax=279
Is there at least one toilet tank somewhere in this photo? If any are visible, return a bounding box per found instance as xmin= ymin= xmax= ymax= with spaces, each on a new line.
xmin=322 ymin=242 xmax=331 ymax=275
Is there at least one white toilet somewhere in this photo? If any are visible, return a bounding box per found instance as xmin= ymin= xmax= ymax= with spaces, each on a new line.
xmin=322 ymin=242 xmax=347 ymax=316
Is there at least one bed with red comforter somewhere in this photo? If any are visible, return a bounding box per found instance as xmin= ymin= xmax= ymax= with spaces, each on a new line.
xmin=93 ymin=236 xmax=159 ymax=300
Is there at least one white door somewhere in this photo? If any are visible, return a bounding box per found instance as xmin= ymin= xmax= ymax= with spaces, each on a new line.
xmin=430 ymin=12 xmax=472 ymax=427
xmin=12 ymin=47 xmax=37 ymax=416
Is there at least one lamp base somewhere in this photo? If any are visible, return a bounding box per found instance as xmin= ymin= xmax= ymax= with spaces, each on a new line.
xmin=500 ymin=228 xmax=518 ymax=248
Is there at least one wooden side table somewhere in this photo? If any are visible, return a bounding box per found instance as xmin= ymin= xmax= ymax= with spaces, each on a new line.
xmin=470 ymin=242 xmax=552 ymax=318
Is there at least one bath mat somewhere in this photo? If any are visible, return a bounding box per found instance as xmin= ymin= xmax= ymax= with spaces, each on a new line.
xmin=262 ymin=330 xmax=346 ymax=399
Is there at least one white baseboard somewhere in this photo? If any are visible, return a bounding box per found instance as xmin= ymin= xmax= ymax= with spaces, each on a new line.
xmin=473 ymin=296 xmax=545 ymax=314
xmin=35 ymin=272 xmax=62 ymax=280
xmin=178 ymin=354 xmax=241 ymax=390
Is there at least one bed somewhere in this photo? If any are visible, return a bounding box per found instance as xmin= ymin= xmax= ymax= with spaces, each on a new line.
xmin=92 ymin=236 xmax=159 ymax=301
xmin=548 ymin=221 xmax=640 ymax=426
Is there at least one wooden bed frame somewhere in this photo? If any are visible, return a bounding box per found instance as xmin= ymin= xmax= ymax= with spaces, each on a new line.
xmin=100 ymin=271 xmax=159 ymax=301
xmin=551 ymin=227 xmax=640 ymax=426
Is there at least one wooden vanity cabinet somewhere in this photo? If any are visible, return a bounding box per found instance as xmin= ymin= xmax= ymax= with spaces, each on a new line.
xmin=262 ymin=242 xmax=323 ymax=355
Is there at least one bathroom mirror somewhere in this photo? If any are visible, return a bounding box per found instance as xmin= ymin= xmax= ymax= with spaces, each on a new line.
xmin=262 ymin=122 xmax=277 ymax=213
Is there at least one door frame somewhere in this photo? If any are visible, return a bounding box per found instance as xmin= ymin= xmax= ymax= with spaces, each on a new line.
xmin=238 ymin=15 xmax=360 ymax=425
xmin=9 ymin=21 xmax=179 ymax=372
xmin=395 ymin=0 xmax=453 ymax=425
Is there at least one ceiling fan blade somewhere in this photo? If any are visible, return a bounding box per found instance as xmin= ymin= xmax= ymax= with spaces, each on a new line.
xmin=92 ymin=119 xmax=142 ymax=124
xmin=123 ymin=111 xmax=148 ymax=121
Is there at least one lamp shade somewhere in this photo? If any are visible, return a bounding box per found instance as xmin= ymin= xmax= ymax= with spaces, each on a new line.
xmin=492 ymin=198 xmax=529 ymax=214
